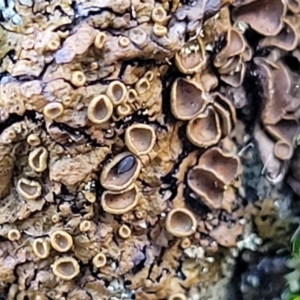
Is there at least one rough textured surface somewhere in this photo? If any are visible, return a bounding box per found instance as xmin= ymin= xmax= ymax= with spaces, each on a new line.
xmin=0 ymin=0 xmax=299 ymax=299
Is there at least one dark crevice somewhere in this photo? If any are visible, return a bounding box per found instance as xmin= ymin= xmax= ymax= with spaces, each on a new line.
xmin=0 ymin=11 xmax=5 ymax=23
xmin=156 ymin=268 xmax=170 ymax=282
xmin=0 ymin=113 xmax=24 ymax=134
xmin=161 ymin=66 xmax=180 ymax=123
xmin=183 ymin=181 xmax=211 ymax=216
xmin=0 ymin=71 xmax=12 ymax=82
xmin=159 ymin=124 xmax=203 ymax=204
xmin=283 ymin=54 xmax=300 ymax=73
xmin=238 ymin=62 xmax=264 ymax=134
xmin=6 ymin=49 xmax=17 ymax=63
xmin=0 ymin=110 xmax=37 ymax=134
xmin=243 ymin=28 xmax=264 ymax=51
xmin=49 ymin=121 xmax=98 ymax=148
xmin=175 ymin=260 xmax=187 ymax=280
xmin=131 ymin=246 xmax=147 ymax=274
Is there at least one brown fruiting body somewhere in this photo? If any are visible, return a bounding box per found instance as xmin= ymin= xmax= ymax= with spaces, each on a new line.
xmin=52 ymin=257 xmax=80 ymax=280
xmin=165 ymin=208 xmax=197 ymax=237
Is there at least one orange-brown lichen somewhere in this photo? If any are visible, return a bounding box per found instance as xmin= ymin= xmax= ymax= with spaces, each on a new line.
xmin=54 ymin=24 xmax=97 ymax=64
xmin=0 ymin=144 xmax=14 ymax=199
xmin=210 ymin=221 xmax=243 ymax=247
xmin=50 ymin=147 xmax=110 ymax=187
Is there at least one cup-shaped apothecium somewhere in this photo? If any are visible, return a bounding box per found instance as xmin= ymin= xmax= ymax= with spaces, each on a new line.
xmin=8 ymin=229 xmax=21 ymax=241
xmin=168 ymin=294 xmax=187 ymax=300
xmin=106 ymin=81 xmax=127 ymax=106
xmin=171 ymin=78 xmax=207 ymax=121
xmin=79 ymin=220 xmax=92 ymax=232
xmin=17 ymin=178 xmax=42 ymax=200
xmin=232 ymin=0 xmax=286 ymax=37
xmin=32 ymin=238 xmax=51 ymax=259
xmin=87 ymin=95 xmax=113 ymax=124
xmin=115 ymin=102 xmax=133 ymax=120
xmin=125 ymin=124 xmax=156 ymax=155
xmin=92 ymin=253 xmax=107 ymax=268
xmin=213 ymin=92 xmax=236 ymax=137
xmin=118 ymin=36 xmax=131 ymax=48
xmin=151 ymin=7 xmax=167 ymax=24
xmin=214 ymin=28 xmax=246 ymax=68
xmin=186 ymin=106 xmax=221 ymax=148
xmin=199 ymin=147 xmax=241 ymax=185
xmin=71 ymin=71 xmax=86 ymax=87
xmin=43 ymin=102 xmax=64 ymax=120
xmin=153 ymin=24 xmax=168 ymax=37
xmin=27 ymin=134 xmax=41 ymax=146
xmin=274 ymin=140 xmax=293 ymax=160
xmin=165 ymin=208 xmax=197 ymax=238
xmin=180 ymin=237 xmax=191 ymax=249
xmin=144 ymin=71 xmax=155 ymax=82
xmin=187 ymin=167 xmax=225 ymax=210
xmin=28 ymin=146 xmax=48 ymax=172
xmin=100 ymin=152 xmax=141 ymax=191
xmin=94 ymin=32 xmax=107 ymax=49
xmin=135 ymin=78 xmax=150 ymax=95
xmin=50 ymin=230 xmax=73 ymax=252
xmin=118 ymin=224 xmax=132 ymax=239
xmin=101 ymin=184 xmax=139 ymax=214
xmin=52 ymin=257 xmax=80 ymax=280
xmin=175 ymin=37 xmax=206 ymax=74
